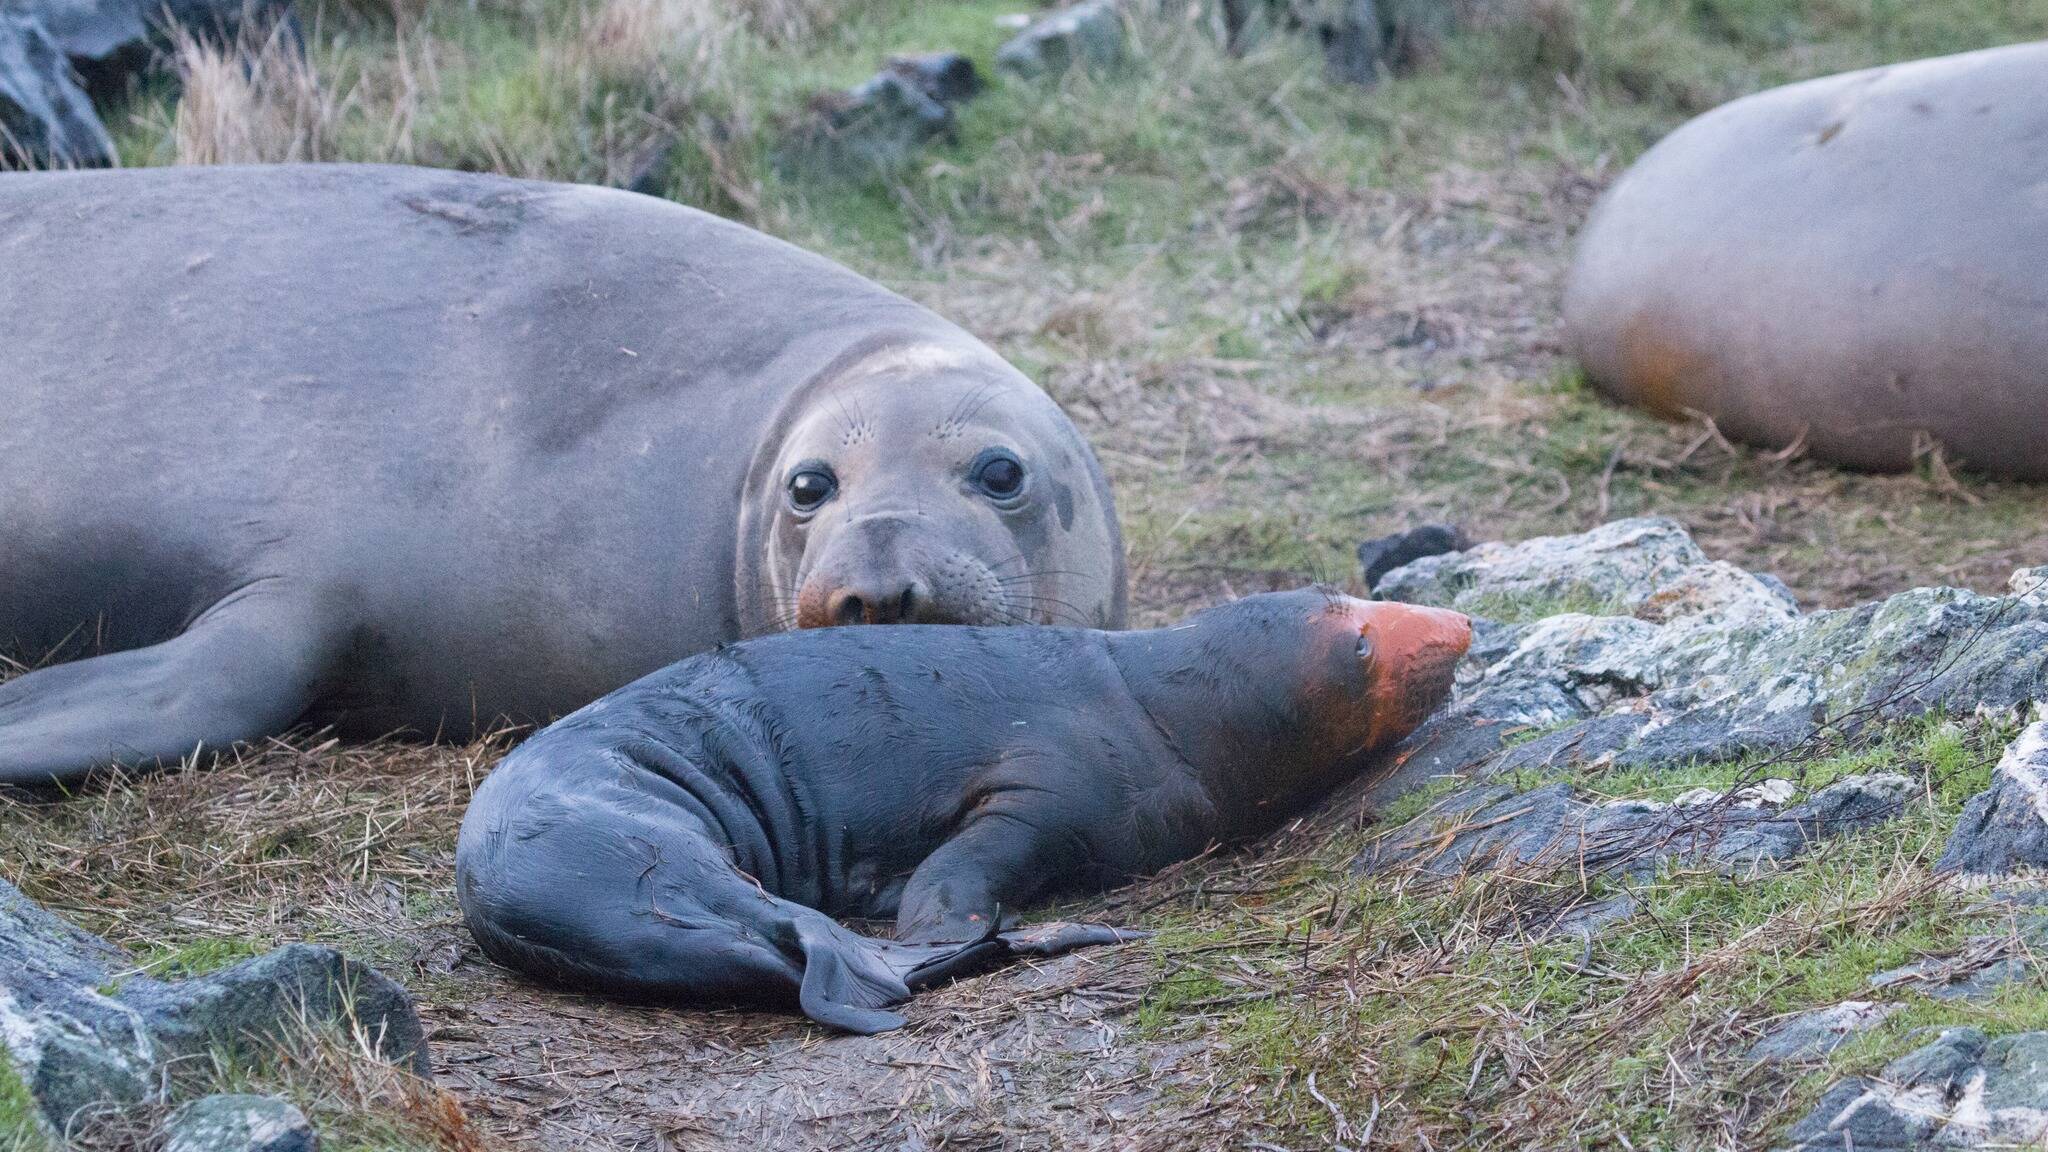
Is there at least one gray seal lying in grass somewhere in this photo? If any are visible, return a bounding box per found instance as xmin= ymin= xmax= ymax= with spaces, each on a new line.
xmin=1565 ymin=40 xmax=2048 ymax=477
xmin=454 ymin=588 xmax=1471 ymax=1032
xmin=0 ymin=163 xmax=1125 ymax=785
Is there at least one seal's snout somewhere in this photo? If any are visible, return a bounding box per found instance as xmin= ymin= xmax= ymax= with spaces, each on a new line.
xmin=1350 ymin=599 xmax=1471 ymax=740
xmin=826 ymin=578 xmax=929 ymax=626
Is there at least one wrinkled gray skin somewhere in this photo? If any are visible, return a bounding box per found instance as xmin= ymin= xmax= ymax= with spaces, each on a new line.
xmin=457 ymin=589 xmax=1470 ymax=1033
xmin=1566 ymin=40 xmax=2048 ymax=477
xmin=0 ymin=164 xmax=1125 ymax=785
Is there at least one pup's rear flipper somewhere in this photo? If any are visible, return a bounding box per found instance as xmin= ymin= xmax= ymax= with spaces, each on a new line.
xmin=799 ymin=918 xmax=1142 ymax=1032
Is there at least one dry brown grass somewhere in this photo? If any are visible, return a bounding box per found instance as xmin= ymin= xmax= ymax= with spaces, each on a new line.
xmin=168 ymin=19 xmax=348 ymax=165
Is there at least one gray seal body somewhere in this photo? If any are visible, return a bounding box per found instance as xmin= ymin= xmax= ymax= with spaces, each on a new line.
xmin=1565 ymin=41 xmax=2048 ymax=477
xmin=0 ymin=163 xmax=1125 ymax=783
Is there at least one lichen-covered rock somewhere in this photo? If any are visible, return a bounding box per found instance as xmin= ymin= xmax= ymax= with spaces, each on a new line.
xmin=1368 ymin=518 xmax=2048 ymax=801
xmin=161 ymin=1094 xmax=316 ymax=1152
xmin=0 ymin=10 xmax=112 ymax=168
xmin=0 ymin=879 xmax=424 ymax=1135
xmin=1783 ymin=1028 xmax=2048 ymax=1150
xmin=996 ymin=0 xmax=1124 ymax=78
xmin=1359 ymin=774 xmax=1913 ymax=887
xmin=1940 ymin=723 xmax=2048 ymax=876
xmin=1747 ymin=1001 xmax=1898 ymax=1064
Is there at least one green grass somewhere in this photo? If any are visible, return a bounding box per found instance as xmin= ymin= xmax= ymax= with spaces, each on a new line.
xmin=1128 ymin=715 xmax=2029 ymax=1145
xmin=0 ymin=1054 xmax=51 ymax=1152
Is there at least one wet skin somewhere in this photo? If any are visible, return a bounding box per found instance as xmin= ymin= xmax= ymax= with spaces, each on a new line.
xmin=456 ymin=588 xmax=1471 ymax=1033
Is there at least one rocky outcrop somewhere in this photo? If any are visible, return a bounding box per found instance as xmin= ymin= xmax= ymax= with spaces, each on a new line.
xmin=1360 ymin=773 xmax=1913 ymax=907
xmin=996 ymin=0 xmax=1125 ymax=79
xmin=0 ymin=0 xmax=292 ymax=169
xmin=0 ymin=878 xmax=424 ymax=1139
xmin=1783 ymin=1028 xmax=2048 ymax=1150
xmin=0 ymin=10 xmax=110 ymax=168
xmin=1940 ymin=722 xmax=2048 ymax=876
xmin=1367 ymin=518 xmax=2048 ymax=803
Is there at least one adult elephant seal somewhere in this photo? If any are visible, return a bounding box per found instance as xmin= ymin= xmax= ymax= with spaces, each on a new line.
xmin=456 ymin=588 xmax=1471 ymax=1032
xmin=0 ymin=164 xmax=1124 ymax=785
xmin=1565 ymin=41 xmax=2048 ymax=477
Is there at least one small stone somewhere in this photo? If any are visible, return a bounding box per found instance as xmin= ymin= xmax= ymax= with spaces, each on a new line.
xmin=1939 ymin=722 xmax=2048 ymax=876
xmin=1357 ymin=523 xmax=1469 ymax=593
xmin=1746 ymin=1001 xmax=1897 ymax=1064
xmin=995 ymin=0 xmax=1124 ymax=79
xmin=161 ymin=1095 xmax=316 ymax=1152
xmin=887 ymin=52 xmax=982 ymax=105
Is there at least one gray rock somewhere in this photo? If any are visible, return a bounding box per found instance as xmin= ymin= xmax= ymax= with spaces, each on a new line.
xmin=1747 ymin=1001 xmax=1898 ymax=1064
xmin=1360 ymin=773 xmax=1914 ymax=892
xmin=887 ymin=51 xmax=982 ymax=105
xmin=793 ymin=70 xmax=953 ymax=174
xmin=1940 ymin=722 xmax=2048 ymax=876
xmin=0 ymin=879 xmax=425 ymax=1136
xmin=1869 ymin=890 xmax=2048 ymax=1001
xmin=1358 ymin=523 xmax=1469 ymax=592
xmin=996 ymin=0 xmax=1124 ymax=79
xmin=0 ymin=10 xmax=111 ymax=168
xmin=161 ymin=1094 xmax=316 ymax=1152
xmin=1783 ymin=1027 xmax=2048 ymax=1150
xmin=1364 ymin=519 xmax=2048 ymax=806
xmin=15 ymin=0 xmax=292 ymax=67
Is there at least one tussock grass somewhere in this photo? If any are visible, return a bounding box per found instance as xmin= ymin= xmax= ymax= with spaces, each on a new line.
xmin=166 ymin=18 xmax=345 ymax=164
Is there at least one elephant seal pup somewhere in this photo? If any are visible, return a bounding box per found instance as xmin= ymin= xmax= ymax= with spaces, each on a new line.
xmin=1566 ymin=41 xmax=2048 ymax=477
xmin=0 ymin=164 xmax=1123 ymax=785
xmin=456 ymin=588 xmax=1470 ymax=1032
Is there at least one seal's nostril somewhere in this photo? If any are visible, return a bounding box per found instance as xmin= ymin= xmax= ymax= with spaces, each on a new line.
xmin=835 ymin=593 xmax=867 ymax=627
xmin=899 ymin=587 xmax=918 ymax=621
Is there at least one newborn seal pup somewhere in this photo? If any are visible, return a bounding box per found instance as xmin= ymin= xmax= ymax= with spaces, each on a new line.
xmin=0 ymin=164 xmax=1123 ymax=785
xmin=456 ymin=589 xmax=1470 ymax=1032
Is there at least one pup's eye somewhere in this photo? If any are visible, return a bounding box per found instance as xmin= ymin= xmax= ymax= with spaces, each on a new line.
xmin=787 ymin=467 xmax=837 ymax=511
xmin=970 ymin=451 xmax=1026 ymax=501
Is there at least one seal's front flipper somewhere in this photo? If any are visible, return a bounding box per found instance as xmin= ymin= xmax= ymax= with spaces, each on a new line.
xmin=0 ymin=589 xmax=335 ymax=785
xmin=887 ymin=815 xmax=1144 ymax=991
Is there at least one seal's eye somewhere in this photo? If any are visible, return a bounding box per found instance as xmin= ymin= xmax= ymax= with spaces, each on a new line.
xmin=787 ymin=466 xmax=837 ymax=512
xmin=970 ymin=451 xmax=1026 ymax=502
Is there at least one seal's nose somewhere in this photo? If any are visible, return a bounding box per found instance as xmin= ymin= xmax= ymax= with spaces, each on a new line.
xmin=1353 ymin=600 xmax=1472 ymax=738
xmin=828 ymin=580 xmax=927 ymax=626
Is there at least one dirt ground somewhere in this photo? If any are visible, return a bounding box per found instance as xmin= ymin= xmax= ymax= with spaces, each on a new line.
xmin=10 ymin=4 xmax=2048 ymax=1148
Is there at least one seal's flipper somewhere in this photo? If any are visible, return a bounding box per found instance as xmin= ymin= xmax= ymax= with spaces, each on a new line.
xmin=898 ymin=920 xmax=1144 ymax=992
xmin=894 ymin=812 xmax=1061 ymax=945
xmin=0 ymin=590 xmax=335 ymax=785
